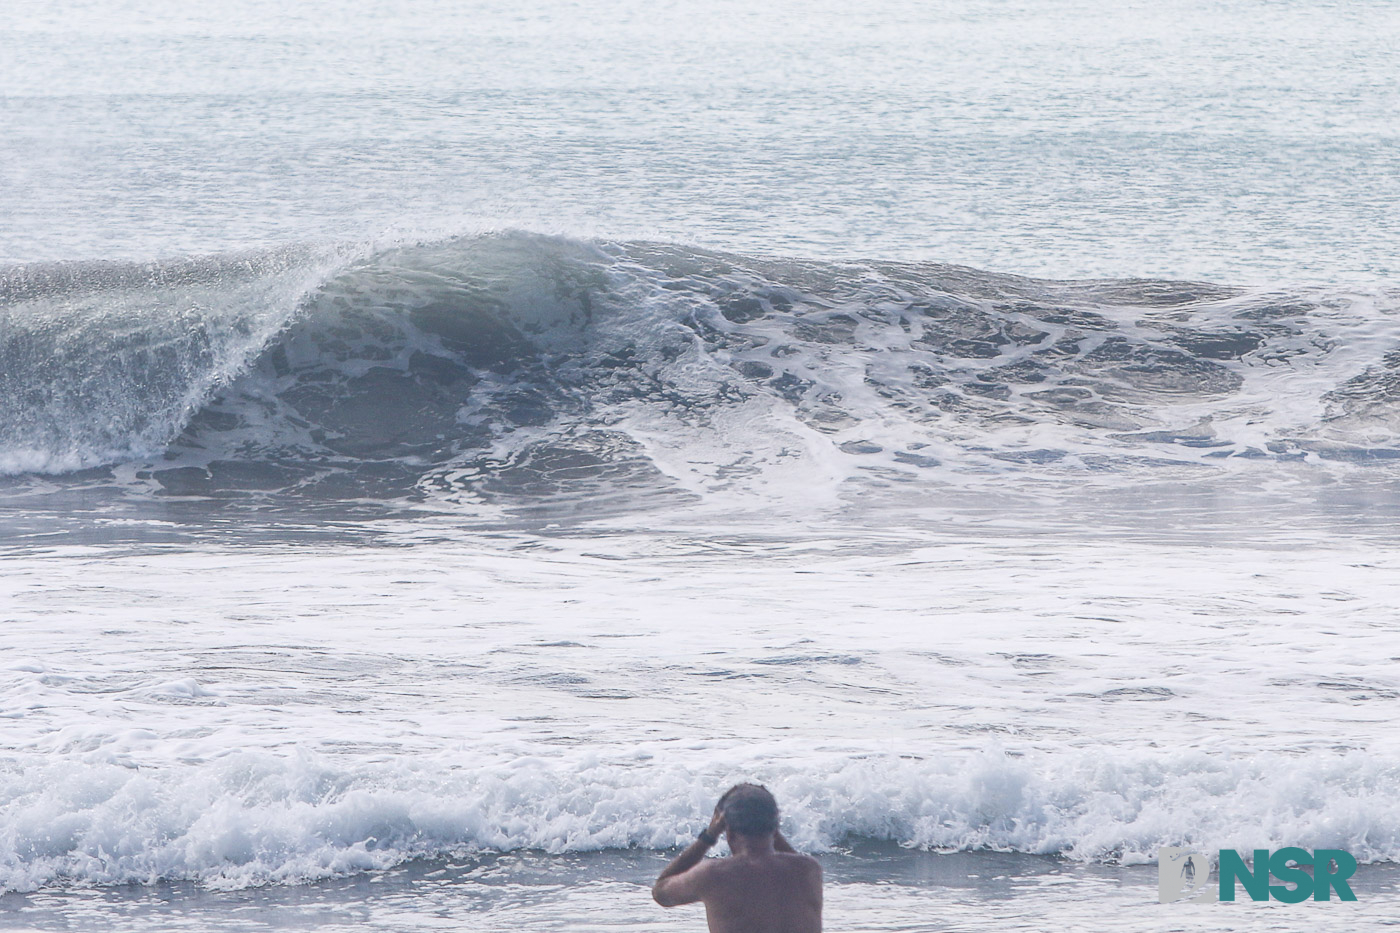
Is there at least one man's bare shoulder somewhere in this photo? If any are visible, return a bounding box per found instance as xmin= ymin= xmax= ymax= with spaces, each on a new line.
xmin=790 ymin=852 xmax=823 ymax=886
xmin=778 ymin=852 xmax=821 ymax=872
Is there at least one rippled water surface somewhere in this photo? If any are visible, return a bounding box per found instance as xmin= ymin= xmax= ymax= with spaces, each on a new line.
xmin=6 ymin=0 xmax=1400 ymax=281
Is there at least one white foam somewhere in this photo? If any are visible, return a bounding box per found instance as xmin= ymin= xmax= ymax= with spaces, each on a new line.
xmin=3 ymin=745 xmax=1397 ymax=893
xmin=3 ymin=534 xmax=1399 ymax=892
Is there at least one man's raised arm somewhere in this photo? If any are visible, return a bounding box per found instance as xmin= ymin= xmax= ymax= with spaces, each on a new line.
xmin=652 ymin=806 xmax=725 ymax=906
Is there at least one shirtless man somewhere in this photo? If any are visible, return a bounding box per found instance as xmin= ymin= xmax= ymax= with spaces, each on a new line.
xmin=652 ymin=784 xmax=822 ymax=933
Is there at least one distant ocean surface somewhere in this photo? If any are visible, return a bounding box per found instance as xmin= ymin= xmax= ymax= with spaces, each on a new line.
xmin=5 ymin=1 xmax=1400 ymax=930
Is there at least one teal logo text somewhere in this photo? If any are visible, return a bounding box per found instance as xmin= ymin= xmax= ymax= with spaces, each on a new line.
xmin=1158 ymin=847 xmax=1358 ymax=903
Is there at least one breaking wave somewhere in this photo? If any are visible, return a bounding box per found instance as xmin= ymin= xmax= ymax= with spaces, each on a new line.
xmin=3 ymin=744 xmax=1397 ymax=893
xmin=5 ymin=231 xmax=1400 ymax=508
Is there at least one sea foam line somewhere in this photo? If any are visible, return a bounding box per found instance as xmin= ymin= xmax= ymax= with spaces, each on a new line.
xmin=2 ymin=745 xmax=1396 ymax=893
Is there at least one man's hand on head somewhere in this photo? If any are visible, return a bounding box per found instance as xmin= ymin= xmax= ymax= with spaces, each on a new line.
xmin=708 ymin=803 xmax=727 ymax=841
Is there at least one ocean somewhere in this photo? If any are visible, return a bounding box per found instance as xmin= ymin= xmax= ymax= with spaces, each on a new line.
xmin=4 ymin=1 xmax=1400 ymax=929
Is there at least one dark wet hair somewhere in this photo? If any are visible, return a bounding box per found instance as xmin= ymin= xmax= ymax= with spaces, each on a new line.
xmin=720 ymin=783 xmax=779 ymax=836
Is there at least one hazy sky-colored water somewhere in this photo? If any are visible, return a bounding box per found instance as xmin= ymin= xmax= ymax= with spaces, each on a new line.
xmin=5 ymin=0 xmax=1400 ymax=281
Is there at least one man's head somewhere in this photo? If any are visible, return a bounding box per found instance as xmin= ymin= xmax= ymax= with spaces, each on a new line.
xmin=718 ymin=783 xmax=779 ymax=837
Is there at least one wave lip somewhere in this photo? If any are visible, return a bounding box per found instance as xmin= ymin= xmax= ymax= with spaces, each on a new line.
xmin=0 ymin=248 xmax=339 ymax=476
xmin=5 ymin=232 xmax=1400 ymax=507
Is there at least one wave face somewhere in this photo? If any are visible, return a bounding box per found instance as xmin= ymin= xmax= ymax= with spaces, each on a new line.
xmin=6 ymin=232 xmax=1400 ymax=508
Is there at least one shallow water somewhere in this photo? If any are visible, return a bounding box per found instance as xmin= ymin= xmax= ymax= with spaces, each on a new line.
xmin=5 ymin=848 xmax=1399 ymax=932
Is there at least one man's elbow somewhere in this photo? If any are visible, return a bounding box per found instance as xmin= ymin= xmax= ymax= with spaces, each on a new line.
xmin=653 ymin=879 xmax=696 ymax=907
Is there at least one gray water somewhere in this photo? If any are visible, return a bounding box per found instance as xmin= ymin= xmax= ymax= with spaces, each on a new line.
xmin=5 ymin=848 xmax=1400 ymax=932
xmin=5 ymin=2 xmax=1400 ymax=931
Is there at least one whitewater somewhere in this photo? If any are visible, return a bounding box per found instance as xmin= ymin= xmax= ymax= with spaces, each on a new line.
xmin=5 ymin=1 xmax=1400 ymax=930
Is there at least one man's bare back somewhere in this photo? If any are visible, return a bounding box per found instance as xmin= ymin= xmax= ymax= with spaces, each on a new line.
xmin=653 ymin=784 xmax=822 ymax=933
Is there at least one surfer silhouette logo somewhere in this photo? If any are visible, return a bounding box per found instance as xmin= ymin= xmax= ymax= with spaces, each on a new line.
xmin=1158 ymin=847 xmax=1215 ymax=903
